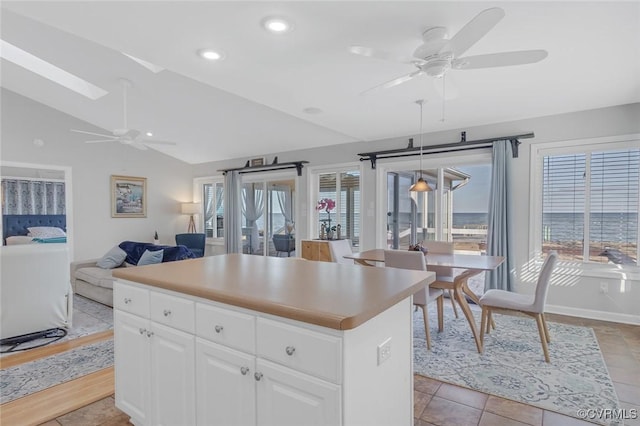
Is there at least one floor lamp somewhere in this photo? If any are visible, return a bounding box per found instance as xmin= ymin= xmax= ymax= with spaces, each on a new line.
xmin=181 ymin=202 xmax=201 ymax=233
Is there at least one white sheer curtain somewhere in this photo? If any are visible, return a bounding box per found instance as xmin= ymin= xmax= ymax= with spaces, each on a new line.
xmin=276 ymin=188 xmax=293 ymax=232
xmin=242 ymin=183 xmax=264 ymax=253
xmin=486 ymin=140 xmax=515 ymax=291
xmin=224 ymin=172 xmax=242 ymax=253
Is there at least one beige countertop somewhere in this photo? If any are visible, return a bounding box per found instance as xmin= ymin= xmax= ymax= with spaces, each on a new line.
xmin=112 ymin=254 xmax=434 ymax=330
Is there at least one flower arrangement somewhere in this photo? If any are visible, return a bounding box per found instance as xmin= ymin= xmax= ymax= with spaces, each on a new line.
xmin=316 ymin=198 xmax=336 ymax=236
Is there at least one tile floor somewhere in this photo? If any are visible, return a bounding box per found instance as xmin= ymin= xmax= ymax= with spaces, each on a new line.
xmin=38 ymin=313 xmax=640 ymax=426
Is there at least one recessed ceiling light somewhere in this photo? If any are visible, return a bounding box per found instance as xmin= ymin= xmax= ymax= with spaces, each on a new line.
xmin=262 ymin=17 xmax=293 ymax=34
xmin=198 ymin=49 xmax=224 ymax=61
xmin=303 ymin=107 xmax=323 ymax=114
xmin=146 ymin=132 xmax=153 ymax=137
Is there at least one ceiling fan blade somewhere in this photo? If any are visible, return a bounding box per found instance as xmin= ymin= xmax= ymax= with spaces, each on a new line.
xmin=140 ymin=139 xmax=177 ymax=146
xmin=360 ymin=70 xmax=424 ymax=95
xmin=349 ymin=46 xmax=424 ymax=65
xmin=443 ymin=7 xmax=505 ymax=58
xmin=84 ymin=139 xmax=118 ymax=144
xmin=71 ymin=129 xmax=115 ymax=138
xmin=453 ymin=50 xmax=548 ymax=69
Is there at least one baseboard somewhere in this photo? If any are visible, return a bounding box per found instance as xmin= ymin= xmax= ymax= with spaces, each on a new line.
xmin=546 ymin=304 xmax=640 ymax=325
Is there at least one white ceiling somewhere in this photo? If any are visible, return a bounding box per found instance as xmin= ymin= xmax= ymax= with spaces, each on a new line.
xmin=2 ymin=1 xmax=639 ymax=164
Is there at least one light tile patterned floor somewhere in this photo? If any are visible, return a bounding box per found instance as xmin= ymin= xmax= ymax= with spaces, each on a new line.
xmin=39 ymin=312 xmax=640 ymax=426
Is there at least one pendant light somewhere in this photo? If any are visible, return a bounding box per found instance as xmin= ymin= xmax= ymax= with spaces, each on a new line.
xmin=409 ymin=99 xmax=433 ymax=192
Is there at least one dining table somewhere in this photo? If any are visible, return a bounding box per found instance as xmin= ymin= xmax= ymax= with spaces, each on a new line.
xmin=344 ymin=249 xmax=505 ymax=352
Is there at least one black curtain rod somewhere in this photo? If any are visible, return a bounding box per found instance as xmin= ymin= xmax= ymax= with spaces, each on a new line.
xmin=358 ymin=132 xmax=534 ymax=169
xmin=220 ymin=161 xmax=309 ymax=177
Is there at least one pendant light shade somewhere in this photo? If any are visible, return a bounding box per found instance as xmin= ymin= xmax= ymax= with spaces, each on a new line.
xmin=410 ymin=99 xmax=433 ymax=192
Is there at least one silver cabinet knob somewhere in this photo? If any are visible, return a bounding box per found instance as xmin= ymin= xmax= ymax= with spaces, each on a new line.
xmin=146 ymin=331 xmax=154 ymax=338
xmin=214 ymin=325 xmax=224 ymax=333
xmin=254 ymin=372 xmax=263 ymax=381
xmin=163 ymin=309 xmax=172 ymax=317
xmin=285 ymin=346 xmax=296 ymax=356
xmin=139 ymin=328 xmax=146 ymax=335
xmin=240 ymin=367 xmax=250 ymax=376
xmin=124 ymin=298 xmax=132 ymax=304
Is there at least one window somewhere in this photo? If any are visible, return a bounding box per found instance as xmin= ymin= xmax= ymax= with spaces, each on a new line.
xmin=201 ymin=181 xmax=224 ymax=238
xmin=536 ymin=137 xmax=639 ymax=266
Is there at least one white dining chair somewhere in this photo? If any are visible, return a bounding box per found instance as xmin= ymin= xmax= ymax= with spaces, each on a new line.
xmin=423 ymin=241 xmax=459 ymax=318
xmin=384 ymin=250 xmax=444 ymax=350
xmin=329 ymin=239 xmax=354 ymax=264
xmin=479 ymin=251 xmax=558 ymax=362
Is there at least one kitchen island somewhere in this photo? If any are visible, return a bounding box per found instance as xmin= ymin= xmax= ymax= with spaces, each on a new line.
xmin=112 ymin=254 xmax=434 ymax=426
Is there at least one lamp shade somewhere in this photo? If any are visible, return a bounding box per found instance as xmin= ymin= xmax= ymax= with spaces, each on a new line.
xmin=181 ymin=202 xmax=201 ymax=215
xmin=409 ymin=177 xmax=433 ymax=192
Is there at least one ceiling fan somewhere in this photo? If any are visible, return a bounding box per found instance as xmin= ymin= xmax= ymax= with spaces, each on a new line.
xmin=350 ymin=7 xmax=548 ymax=94
xmin=71 ymin=79 xmax=176 ymax=150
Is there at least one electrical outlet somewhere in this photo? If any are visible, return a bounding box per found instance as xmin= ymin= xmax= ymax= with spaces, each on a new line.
xmin=377 ymin=337 xmax=392 ymax=366
xmin=599 ymin=282 xmax=609 ymax=294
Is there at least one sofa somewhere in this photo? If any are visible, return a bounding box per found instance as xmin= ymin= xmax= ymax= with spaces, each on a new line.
xmin=1 ymin=244 xmax=73 ymax=340
xmin=71 ymin=241 xmax=196 ymax=307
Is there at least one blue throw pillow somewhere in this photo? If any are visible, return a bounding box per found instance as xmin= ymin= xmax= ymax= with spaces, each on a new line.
xmin=137 ymin=249 xmax=164 ymax=266
xmin=97 ymin=245 xmax=127 ymax=269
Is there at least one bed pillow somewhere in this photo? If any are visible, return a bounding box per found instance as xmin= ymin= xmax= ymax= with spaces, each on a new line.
xmin=137 ymin=249 xmax=164 ymax=266
xmin=97 ymin=245 xmax=127 ymax=269
xmin=27 ymin=226 xmax=66 ymax=238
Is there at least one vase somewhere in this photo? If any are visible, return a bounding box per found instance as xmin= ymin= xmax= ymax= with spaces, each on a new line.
xmin=327 ymin=229 xmax=334 ymax=240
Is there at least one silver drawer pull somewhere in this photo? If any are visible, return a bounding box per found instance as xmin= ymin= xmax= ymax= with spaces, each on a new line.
xmin=285 ymin=346 xmax=296 ymax=356
xmin=254 ymin=372 xmax=263 ymax=381
xmin=214 ymin=325 xmax=224 ymax=333
xmin=146 ymin=331 xmax=154 ymax=338
xmin=163 ymin=309 xmax=172 ymax=317
xmin=124 ymin=298 xmax=132 ymax=304
xmin=139 ymin=328 xmax=146 ymax=335
xmin=240 ymin=367 xmax=250 ymax=376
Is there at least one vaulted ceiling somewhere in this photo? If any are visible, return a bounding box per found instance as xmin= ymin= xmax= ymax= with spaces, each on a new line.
xmin=2 ymin=2 xmax=639 ymax=164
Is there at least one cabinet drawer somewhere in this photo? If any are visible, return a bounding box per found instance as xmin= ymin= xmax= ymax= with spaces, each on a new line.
xmin=196 ymin=303 xmax=255 ymax=354
xmin=257 ymin=318 xmax=342 ymax=384
xmin=150 ymin=291 xmax=195 ymax=333
xmin=114 ymin=282 xmax=149 ymax=317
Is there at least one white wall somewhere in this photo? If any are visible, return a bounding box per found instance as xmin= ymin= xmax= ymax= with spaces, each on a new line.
xmin=192 ymin=103 xmax=640 ymax=323
xmin=1 ymin=89 xmax=195 ymax=260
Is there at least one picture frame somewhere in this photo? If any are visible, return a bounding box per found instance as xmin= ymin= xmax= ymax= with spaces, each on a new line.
xmin=250 ymin=157 xmax=266 ymax=167
xmin=111 ymin=175 xmax=147 ymax=218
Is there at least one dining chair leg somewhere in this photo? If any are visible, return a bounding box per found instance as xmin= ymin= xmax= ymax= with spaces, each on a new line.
xmin=448 ymin=290 xmax=459 ymax=318
xmin=437 ymin=296 xmax=444 ymax=333
xmin=479 ymin=307 xmax=488 ymax=352
xmin=541 ymin=313 xmax=551 ymax=343
xmin=535 ymin=313 xmax=551 ymax=363
xmin=421 ymin=305 xmax=431 ymax=350
xmin=486 ymin=310 xmax=492 ymax=334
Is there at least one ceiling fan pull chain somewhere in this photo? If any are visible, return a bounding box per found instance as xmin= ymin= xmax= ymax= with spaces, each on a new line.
xmin=441 ymin=75 xmax=446 ymax=122
xmin=123 ymin=83 xmax=127 ymax=130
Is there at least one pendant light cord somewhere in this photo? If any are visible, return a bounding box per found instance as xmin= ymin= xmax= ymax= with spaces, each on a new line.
xmin=419 ymin=100 xmax=424 ymax=177
xmin=441 ymin=75 xmax=446 ymax=122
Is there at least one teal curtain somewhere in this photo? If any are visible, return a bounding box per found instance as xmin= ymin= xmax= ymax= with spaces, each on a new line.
xmin=486 ymin=140 xmax=515 ymax=291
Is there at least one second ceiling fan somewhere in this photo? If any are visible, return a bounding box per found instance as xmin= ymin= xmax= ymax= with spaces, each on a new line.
xmin=350 ymin=7 xmax=548 ymax=94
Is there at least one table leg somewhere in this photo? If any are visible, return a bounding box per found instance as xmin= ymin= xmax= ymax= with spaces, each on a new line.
xmin=353 ymin=259 xmax=376 ymax=267
xmin=461 ymin=272 xmax=496 ymax=330
xmin=454 ymin=281 xmax=483 ymax=353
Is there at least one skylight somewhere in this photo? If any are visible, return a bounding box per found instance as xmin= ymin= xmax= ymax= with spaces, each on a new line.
xmin=0 ymin=39 xmax=108 ymax=100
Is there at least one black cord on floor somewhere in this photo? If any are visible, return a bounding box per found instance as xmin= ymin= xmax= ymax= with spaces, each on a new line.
xmin=0 ymin=328 xmax=68 ymax=353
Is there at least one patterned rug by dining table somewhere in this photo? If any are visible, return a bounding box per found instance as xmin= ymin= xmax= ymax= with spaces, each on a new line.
xmin=413 ymin=305 xmax=621 ymax=426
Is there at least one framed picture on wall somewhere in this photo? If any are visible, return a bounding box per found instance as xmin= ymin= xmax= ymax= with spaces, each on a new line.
xmin=111 ymin=175 xmax=147 ymax=218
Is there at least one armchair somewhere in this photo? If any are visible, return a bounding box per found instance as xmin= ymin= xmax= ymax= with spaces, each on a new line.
xmin=175 ymin=233 xmax=206 ymax=258
xmin=272 ymin=234 xmax=295 ymax=257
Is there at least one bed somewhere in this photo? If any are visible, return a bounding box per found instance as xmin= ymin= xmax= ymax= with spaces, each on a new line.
xmin=2 ymin=214 xmax=67 ymax=245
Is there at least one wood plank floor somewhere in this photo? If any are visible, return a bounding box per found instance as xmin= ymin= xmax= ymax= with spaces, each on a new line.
xmin=0 ymin=330 xmax=115 ymax=426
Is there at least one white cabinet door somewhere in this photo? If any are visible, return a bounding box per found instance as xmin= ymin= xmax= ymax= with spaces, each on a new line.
xmin=196 ymin=338 xmax=256 ymax=426
xmin=114 ymin=310 xmax=150 ymax=425
xmin=256 ymin=359 xmax=341 ymax=426
xmin=149 ymin=322 xmax=196 ymax=426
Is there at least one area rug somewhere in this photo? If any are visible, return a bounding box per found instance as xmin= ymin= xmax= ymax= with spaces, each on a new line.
xmin=0 ymin=295 xmax=114 ymax=403
xmin=413 ymin=307 xmax=621 ymax=426
xmin=0 ymin=339 xmax=114 ymax=404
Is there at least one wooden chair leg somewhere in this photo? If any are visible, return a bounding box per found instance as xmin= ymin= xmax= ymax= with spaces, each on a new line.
xmin=535 ymin=314 xmax=551 ymax=363
xmin=448 ymin=290 xmax=459 ymax=318
xmin=421 ymin=305 xmax=431 ymax=350
xmin=479 ymin=307 xmax=488 ymax=352
xmin=486 ymin=310 xmax=492 ymax=334
xmin=437 ymin=296 xmax=444 ymax=333
xmin=541 ymin=313 xmax=551 ymax=343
